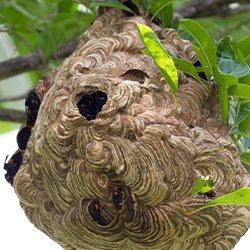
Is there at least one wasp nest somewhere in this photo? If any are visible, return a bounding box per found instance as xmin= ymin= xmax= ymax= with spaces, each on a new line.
xmin=6 ymin=9 xmax=250 ymax=250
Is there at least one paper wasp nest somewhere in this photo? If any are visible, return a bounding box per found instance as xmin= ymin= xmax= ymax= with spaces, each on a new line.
xmin=6 ymin=9 xmax=250 ymax=250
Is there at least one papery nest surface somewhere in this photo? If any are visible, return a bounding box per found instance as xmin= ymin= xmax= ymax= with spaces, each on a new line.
xmin=7 ymin=9 xmax=250 ymax=250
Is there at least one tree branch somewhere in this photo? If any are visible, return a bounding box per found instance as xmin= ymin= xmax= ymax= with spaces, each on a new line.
xmin=0 ymin=38 xmax=80 ymax=81
xmin=0 ymin=50 xmax=44 ymax=81
xmin=177 ymin=0 xmax=249 ymax=18
xmin=0 ymin=109 xmax=26 ymax=123
xmin=0 ymin=28 xmax=8 ymax=32
xmin=0 ymin=93 xmax=27 ymax=103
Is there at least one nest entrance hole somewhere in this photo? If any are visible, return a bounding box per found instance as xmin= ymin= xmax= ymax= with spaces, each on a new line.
xmin=77 ymin=91 xmax=107 ymax=121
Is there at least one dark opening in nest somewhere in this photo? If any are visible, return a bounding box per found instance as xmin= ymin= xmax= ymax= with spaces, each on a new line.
xmin=77 ymin=91 xmax=107 ymax=121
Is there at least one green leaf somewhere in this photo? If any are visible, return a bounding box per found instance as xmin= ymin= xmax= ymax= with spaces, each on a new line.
xmin=137 ymin=23 xmax=178 ymax=92
xmin=188 ymin=188 xmax=250 ymax=215
xmin=228 ymin=84 xmax=250 ymax=99
xmin=213 ymin=66 xmax=237 ymax=122
xmin=206 ymin=187 xmax=250 ymax=207
xmin=131 ymin=0 xmax=141 ymax=12
xmin=131 ymin=0 xmax=141 ymax=6
xmin=191 ymin=176 xmax=214 ymax=196
xmin=244 ymin=136 xmax=250 ymax=147
xmin=11 ymin=2 xmax=37 ymax=20
xmin=149 ymin=0 xmax=173 ymax=27
xmin=236 ymin=135 xmax=250 ymax=153
xmin=180 ymin=19 xmax=216 ymax=80
xmin=230 ymin=101 xmax=250 ymax=132
xmin=58 ymin=0 xmax=76 ymax=12
xmin=240 ymin=153 xmax=250 ymax=166
xmin=172 ymin=57 xmax=201 ymax=83
xmin=234 ymin=35 xmax=250 ymax=59
xmin=217 ymin=36 xmax=249 ymax=78
xmin=194 ymin=13 xmax=250 ymax=42
xmin=1 ymin=0 xmax=94 ymax=57
xmin=239 ymin=112 xmax=250 ymax=132
xmin=89 ymin=0 xmax=133 ymax=13
xmin=239 ymin=73 xmax=250 ymax=85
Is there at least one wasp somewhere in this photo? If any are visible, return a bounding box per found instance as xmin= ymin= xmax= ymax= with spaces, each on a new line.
xmin=199 ymin=190 xmax=216 ymax=198
xmin=88 ymin=199 xmax=110 ymax=226
xmin=3 ymin=151 xmax=23 ymax=185
xmin=25 ymin=90 xmax=41 ymax=127
xmin=112 ymin=187 xmax=124 ymax=210
xmin=188 ymin=123 xmax=195 ymax=129
xmin=17 ymin=126 xmax=31 ymax=150
xmin=198 ymin=190 xmax=216 ymax=205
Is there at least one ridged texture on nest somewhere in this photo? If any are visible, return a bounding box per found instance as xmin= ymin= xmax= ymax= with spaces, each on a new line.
xmin=13 ymin=9 xmax=249 ymax=250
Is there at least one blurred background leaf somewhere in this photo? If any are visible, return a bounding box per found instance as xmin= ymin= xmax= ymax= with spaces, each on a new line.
xmin=0 ymin=0 xmax=95 ymax=81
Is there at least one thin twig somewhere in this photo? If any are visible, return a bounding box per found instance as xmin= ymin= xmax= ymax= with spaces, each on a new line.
xmin=0 ymin=109 xmax=26 ymax=123
xmin=177 ymin=0 xmax=249 ymax=18
xmin=0 ymin=37 xmax=80 ymax=81
xmin=0 ymin=93 xmax=28 ymax=103
xmin=0 ymin=28 xmax=8 ymax=32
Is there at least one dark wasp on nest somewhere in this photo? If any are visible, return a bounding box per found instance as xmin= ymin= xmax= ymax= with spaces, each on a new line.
xmin=4 ymin=90 xmax=41 ymax=185
xmin=25 ymin=90 xmax=41 ymax=127
xmin=112 ymin=187 xmax=124 ymax=210
xmin=88 ymin=199 xmax=110 ymax=226
xmin=4 ymin=151 xmax=23 ymax=185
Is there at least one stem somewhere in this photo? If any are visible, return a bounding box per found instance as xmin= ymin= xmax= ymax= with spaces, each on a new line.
xmin=0 ymin=109 xmax=26 ymax=123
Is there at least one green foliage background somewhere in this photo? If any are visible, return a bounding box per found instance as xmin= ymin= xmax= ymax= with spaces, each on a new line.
xmin=1 ymin=0 xmax=249 ymax=80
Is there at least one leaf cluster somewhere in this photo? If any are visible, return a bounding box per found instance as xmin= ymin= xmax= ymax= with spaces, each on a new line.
xmin=180 ymin=20 xmax=250 ymax=167
xmin=0 ymin=0 xmax=94 ymax=68
xmin=137 ymin=19 xmax=250 ymax=168
xmin=191 ymin=176 xmax=214 ymax=196
xmin=136 ymin=8 xmax=250 ymax=211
